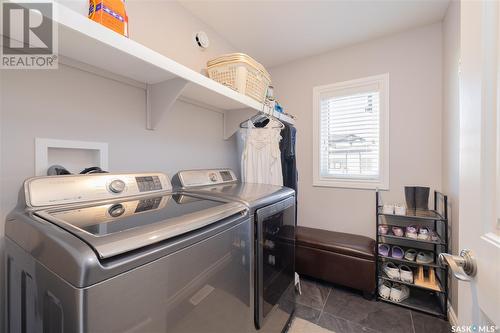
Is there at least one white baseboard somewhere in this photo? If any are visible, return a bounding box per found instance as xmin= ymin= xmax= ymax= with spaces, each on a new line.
xmin=448 ymin=302 xmax=458 ymax=326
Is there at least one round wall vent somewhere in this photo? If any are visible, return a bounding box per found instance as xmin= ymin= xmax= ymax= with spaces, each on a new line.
xmin=194 ymin=31 xmax=210 ymax=49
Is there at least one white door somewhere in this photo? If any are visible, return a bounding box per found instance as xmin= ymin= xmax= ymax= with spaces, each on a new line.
xmin=457 ymin=0 xmax=500 ymax=328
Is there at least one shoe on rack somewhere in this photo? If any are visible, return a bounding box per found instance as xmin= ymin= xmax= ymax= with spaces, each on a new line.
xmin=378 ymin=244 xmax=390 ymax=257
xmin=389 ymin=284 xmax=410 ymax=303
xmin=429 ymin=231 xmax=440 ymax=242
xmin=418 ymin=227 xmax=430 ymax=240
xmin=399 ymin=265 xmax=414 ymax=283
xmin=392 ymin=226 xmax=405 ymax=237
xmin=406 ymin=225 xmax=418 ymax=239
xmin=391 ymin=246 xmax=404 ymax=259
xmin=383 ymin=204 xmax=395 ymax=214
xmin=404 ymin=249 xmax=417 ymax=261
xmin=394 ymin=204 xmax=407 ymax=215
xmin=378 ymin=224 xmax=389 ymax=235
xmin=378 ymin=280 xmax=392 ymax=300
xmin=416 ymin=251 xmax=434 ymax=264
xmin=383 ymin=262 xmax=400 ymax=280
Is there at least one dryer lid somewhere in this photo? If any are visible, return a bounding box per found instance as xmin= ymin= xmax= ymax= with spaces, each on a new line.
xmin=35 ymin=193 xmax=247 ymax=259
xmin=173 ymin=169 xmax=295 ymax=207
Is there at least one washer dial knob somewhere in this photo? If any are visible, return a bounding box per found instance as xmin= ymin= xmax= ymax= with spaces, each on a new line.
xmin=108 ymin=204 xmax=125 ymax=217
xmin=209 ymin=173 xmax=217 ymax=182
xmin=109 ymin=179 xmax=126 ymax=193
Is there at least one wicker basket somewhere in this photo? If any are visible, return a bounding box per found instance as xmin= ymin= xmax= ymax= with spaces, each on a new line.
xmin=207 ymin=53 xmax=271 ymax=103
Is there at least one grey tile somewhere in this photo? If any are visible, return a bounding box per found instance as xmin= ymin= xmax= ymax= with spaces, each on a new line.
xmin=317 ymin=312 xmax=379 ymax=333
xmin=323 ymin=287 xmax=413 ymax=332
xmin=412 ymin=311 xmax=451 ymax=333
xmin=295 ymin=304 xmax=322 ymax=323
xmin=282 ymin=299 xmax=322 ymax=323
xmin=288 ymin=317 xmax=335 ymax=333
xmin=286 ymin=278 xmax=331 ymax=310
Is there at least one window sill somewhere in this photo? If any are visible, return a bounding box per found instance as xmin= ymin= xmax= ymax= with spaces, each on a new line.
xmin=313 ymin=179 xmax=389 ymax=190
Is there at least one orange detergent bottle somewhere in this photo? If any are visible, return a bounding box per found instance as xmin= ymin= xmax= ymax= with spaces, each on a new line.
xmin=89 ymin=0 xmax=128 ymax=37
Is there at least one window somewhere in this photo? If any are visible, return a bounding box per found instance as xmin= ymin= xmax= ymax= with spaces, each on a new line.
xmin=313 ymin=74 xmax=389 ymax=189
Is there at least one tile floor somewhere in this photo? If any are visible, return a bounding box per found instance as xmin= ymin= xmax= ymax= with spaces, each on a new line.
xmin=287 ymin=277 xmax=451 ymax=333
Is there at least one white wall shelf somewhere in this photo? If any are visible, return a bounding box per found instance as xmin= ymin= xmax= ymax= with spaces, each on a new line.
xmin=12 ymin=1 xmax=295 ymax=132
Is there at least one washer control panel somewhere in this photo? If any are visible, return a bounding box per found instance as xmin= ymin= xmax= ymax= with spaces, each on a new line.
xmin=176 ymin=169 xmax=237 ymax=188
xmin=25 ymin=173 xmax=172 ymax=208
xmin=136 ymin=176 xmax=163 ymax=192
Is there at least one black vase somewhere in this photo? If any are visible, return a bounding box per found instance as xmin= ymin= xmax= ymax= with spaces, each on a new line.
xmin=405 ymin=186 xmax=416 ymax=210
xmin=415 ymin=186 xmax=430 ymax=210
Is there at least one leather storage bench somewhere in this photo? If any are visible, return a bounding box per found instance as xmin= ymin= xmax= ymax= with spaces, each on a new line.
xmin=295 ymin=226 xmax=376 ymax=296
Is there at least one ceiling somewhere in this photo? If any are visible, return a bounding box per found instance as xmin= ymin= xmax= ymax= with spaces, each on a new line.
xmin=179 ymin=0 xmax=450 ymax=68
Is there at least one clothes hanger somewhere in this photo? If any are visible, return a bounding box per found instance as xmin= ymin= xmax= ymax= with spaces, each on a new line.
xmin=240 ymin=113 xmax=267 ymax=128
xmin=267 ymin=117 xmax=285 ymax=129
xmin=239 ymin=112 xmax=284 ymax=129
xmin=239 ymin=102 xmax=284 ymax=129
xmin=239 ymin=86 xmax=285 ymax=129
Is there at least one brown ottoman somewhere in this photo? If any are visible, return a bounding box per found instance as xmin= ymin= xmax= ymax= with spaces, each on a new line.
xmin=295 ymin=226 xmax=376 ymax=297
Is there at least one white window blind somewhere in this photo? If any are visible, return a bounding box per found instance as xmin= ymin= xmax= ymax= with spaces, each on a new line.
xmin=313 ymin=74 xmax=389 ymax=189
xmin=320 ymin=91 xmax=380 ymax=179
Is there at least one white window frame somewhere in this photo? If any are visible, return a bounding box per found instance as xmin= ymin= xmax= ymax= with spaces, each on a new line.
xmin=312 ymin=73 xmax=390 ymax=190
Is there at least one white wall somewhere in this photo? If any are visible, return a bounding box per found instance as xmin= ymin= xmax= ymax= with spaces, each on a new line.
xmin=54 ymin=0 xmax=236 ymax=74
xmin=270 ymin=23 xmax=443 ymax=237
xmin=1 ymin=66 xmax=239 ymax=218
xmin=0 ymin=0 xmax=238 ymax=241
xmin=127 ymin=1 xmax=236 ymax=73
xmin=0 ymin=1 xmax=238 ymax=328
xmin=442 ymin=0 xmax=460 ymax=316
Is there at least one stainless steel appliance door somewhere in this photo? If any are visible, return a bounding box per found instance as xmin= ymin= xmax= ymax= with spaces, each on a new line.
xmin=255 ymin=196 xmax=296 ymax=329
xmin=83 ymin=218 xmax=253 ymax=333
xmin=36 ymin=194 xmax=247 ymax=259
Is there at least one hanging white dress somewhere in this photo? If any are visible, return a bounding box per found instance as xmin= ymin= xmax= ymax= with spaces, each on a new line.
xmin=238 ymin=119 xmax=283 ymax=186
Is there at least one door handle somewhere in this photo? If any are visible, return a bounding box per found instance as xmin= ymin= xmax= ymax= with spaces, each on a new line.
xmin=438 ymin=249 xmax=477 ymax=281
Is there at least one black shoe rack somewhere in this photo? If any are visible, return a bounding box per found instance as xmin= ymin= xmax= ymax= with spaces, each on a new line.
xmin=375 ymin=191 xmax=448 ymax=319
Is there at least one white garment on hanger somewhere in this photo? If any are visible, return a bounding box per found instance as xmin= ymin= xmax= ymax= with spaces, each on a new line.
xmin=238 ymin=119 xmax=283 ymax=186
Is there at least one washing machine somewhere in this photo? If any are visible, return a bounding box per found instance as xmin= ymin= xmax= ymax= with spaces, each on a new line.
xmin=173 ymin=169 xmax=296 ymax=333
xmin=5 ymin=172 xmax=254 ymax=333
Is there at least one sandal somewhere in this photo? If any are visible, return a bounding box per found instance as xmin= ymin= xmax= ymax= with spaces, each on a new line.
xmin=416 ymin=251 xmax=434 ymax=264
xmin=378 ymin=280 xmax=392 ymax=299
xmin=378 ymin=244 xmax=390 ymax=257
xmin=378 ymin=224 xmax=389 ymax=235
xmin=383 ymin=262 xmax=400 ymax=280
xmin=391 ymin=246 xmax=404 ymax=259
xmin=392 ymin=226 xmax=404 ymax=237
xmin=399 ymin=265 xmax=414 ymax=283
xmin=404 ymin=249 xmax=417 ymax=261
xmin=418 ymin=227 xmax=430 ymax=240
xmin=406 ymin=225 xmax=418 ymax=239
xmin=389 ymin=284 xmax=410 ymax=303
